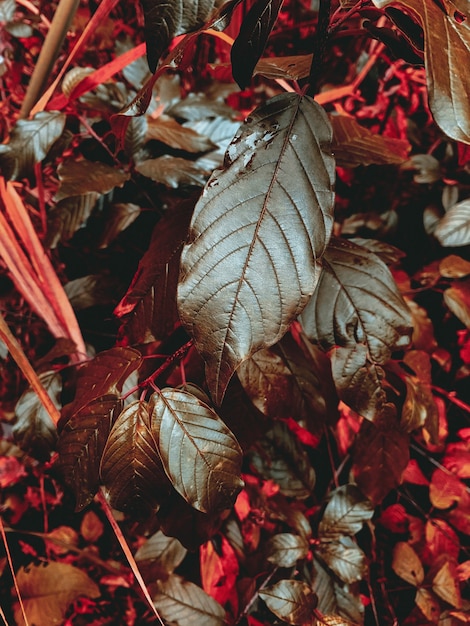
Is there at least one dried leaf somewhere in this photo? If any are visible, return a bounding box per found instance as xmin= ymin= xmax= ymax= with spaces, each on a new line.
xmin=146 ymin=115 xmax=216 ymax=152
xmin=266 ymin=533 xmax=309 ymax=568
xmin=46 ymin=193 xmax=100 ymax=248
xmin=0 ymin=111 xmax=66 ymax=180
xmin=14 ymin=562 xmax=99 ymax=626
xmin=178 ymin=93 xmax=335 ymax=405
xmin=319 ymin=535 xmax=368 ymax=584
xmin=153 ymin=575 xmax=225 ymax=626
xmin=136 ymin=155 xmax=208 ymax=187
xmin=319 ymin=485 xmax=374 ymax=540
xmin=435 ymin=199 xmax=470 ymax=246
xmin=433 ymin=559 xmax=462 ymax=608
xmin=151 ymin=388 xmax=244 ymax=513
xmin=100 ymin=400 xmax=170 ymax=517
xmin=444 ymin=281 xmax=470 ymax=328
xmin=254 ymin=54 xmax=312 ymax=80
xmin=392 ymin=541 xmax=423 ymax=586
xmin=259 ymin=579 xmax=317 ymax=626
xmin=54 ymin=159 xmax=130 ymax=202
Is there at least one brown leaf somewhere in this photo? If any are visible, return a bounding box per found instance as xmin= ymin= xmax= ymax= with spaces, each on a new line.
xmin=433 ymin=558 xmax=462 ymax=608
xmin=54 ymin=159 xmax=130 ymax=201
xmin=406 ymin=298 xmax=438 ymax=353
xmin=429 ymin=468 xmax=466 ymax=509
xmin=400 ymin=374 xmax=438 ymax=434
xmin=439 ymin=254 xmax=470 ymax=278
xmin=80 ymin=510 xmax=104 ymax=543
xmin=259 ymin=580 xmax=317 ymax=625
xmin=414 ymin=588 xmax=440 ymax=623
xmin=136 ymin=155 xmax=208 ymax=187
xmin=318 ymin=484 xmax=374 ymax=540
xmin=312 ymin=558 xmax=364 ymax=624
xmin=318 ymin=535 xmax=368 ymax=584
xmin=265 ymin=533 xmax=310 ymax=568
xmin=254 ymin=54 xmax=312 ymax=80
xmin=435 ymin=199 xmax=470 ymax=246
xmin=146 ymin=115 xmax=216 ymax=152
xmin=444 ymin=281 xmax=470 ymax=327
xmin=135 ymin=530 xmax=187 ymax=581
xmin=46 ymin=193 xmax=100 ymax=248
xmin=392 ymin=541 xmax=424 ymax=586
xmin=426 ymin=519 xmax=460 ymax=562
xmin=98 ymin=202 xmax=141 ymax=249
xmin=178 ymin=93 xmax=335 ymax=405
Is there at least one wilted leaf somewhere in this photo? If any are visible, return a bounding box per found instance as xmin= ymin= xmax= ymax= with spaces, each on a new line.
xmin=330 ymin=115 xmax=410 ymax=167
xmin=98 ymin=203 xmax=141 ymax=248
xmin=14 ymin=562 xmax=99 ymax=626
xmin=440 ymin=254 xmax=470 ymax=278
xmin=151 ymin=388 xmax=243 ymax=513
xmin=266 ymin=533 xmax=309 ymax=568
xmin=136 ymin=155 xmax=208 ymax=187
xmin=146 ymin=115 xmax=216 ymax=152
xmin=392 ymin=542 xmax=423 ymax=586
xmin=0 ymin=111 xmax=66 ymax=180
xmin=372 ymin=0 xmax=470 ymax=143
xmin=13 ymin=371 xmax=61 ymax=461
xmin=300 ymin=237 xmax=412 ymax=363
xmin=100 ymin=400 xmax=170 ymax=517
xmin=433 ymin=559 xmax=462 ymax=607
xmin=46 ymin=193 xmax=100 ymax=248
xmin=435 ymin=199 xmax=470 ymax=246
xmin=153 ymin=575 xmax=225 ymax=626
xmin=231 ymin=0 xmax=284 ymax=89
xmin=58 ymin=395 xmax=121 ymax=511
xmin=259 ymin=579 xmax=317 ymax=625
xmin=178 ymin=93 xmax=335 ymax=405
xmin=444 ymin=281 xmax=470 ymax=327
xmin=319 ymin=535 xmax=368 ymax=584
xmin=54 ymin=159 xmax=130 ymax=202
xmin=319 ymin=484 xmax=374 ymax=540
xmin=254 ymin=54 xmax=312 ymax=80
xmin=249 ymin=419 xmax=316 ymax=499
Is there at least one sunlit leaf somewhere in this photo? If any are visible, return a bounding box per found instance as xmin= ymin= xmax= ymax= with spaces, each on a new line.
xmin=178 ymin=93 xmax=335 ymax=404
xmin=146 ymin=115 xmax=216 ymax=152
xmin=392 ymin=541 xmax=423 ymax=586
xmin=259 ymin=579 xmax=317 ymax=626
xmin=231 ymin=0 xmax=284 ymax=89
xmin=151 ymin=388 xmax=243 ymax=513
xmin=14 ymin=562 xmax=99 ymax=626
xmin=444 ymin=281 xmax=470 ymax=328
xmin=426 ymin=519 xmax=460 ymax=562
xmin=266 ymin=533 xmax=309 ymax=568
xmin=54 ymin=159 xmax=130 ymax=201
xmin=435 ymin=199 xmax=470 ymax=246
xmin=46 ymin=193 xmax=100 ymax=248
xmin=13 ymin=371 xmax=61 ymax=461
xmin=153 ymin=575 xmax=225 ymax=626
xmin=0 ymin=111 xmax=66 ymax=180
xmin=136 ymin=155 xmax=208 ymax=187
xmin=319 ymin=536 xmax=368 ymax=584
xmin=135 ymin=530 xmax=187 ymax=579
xmin=319 ymin=485 xmax=374 ymax=540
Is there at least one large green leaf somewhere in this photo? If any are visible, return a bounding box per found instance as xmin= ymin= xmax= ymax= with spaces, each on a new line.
xmin=178 ymin=93 xmax=335 ymax=405
xmin=259 ymin=579 xmax=318 ymax=625
xmin=151 ymin=388 xmax=243 ymax=513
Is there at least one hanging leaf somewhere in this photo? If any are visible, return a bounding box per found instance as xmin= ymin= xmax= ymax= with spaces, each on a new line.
xmin=254 ymin=54 xmax=313 ymax=80
xmin=146 ymin=115 xmax=216 ymax=152
xmin=372 ymin=0 xmax=470 ymax=143
xmin=100 ymin=400 xmax=170 ymax=517
xmin=330 ymin=115 xmax=410 ymax=167
xmin=153 ymin=575 xmax=226 ymax=626
xmin=266 ymin=533 xmax=309 ymax=568
xmin=444 ymin=281 xmax=470 ymax=328
xmin=249 ymin=420 xmax=316 ymax=499
xmin=13 ymin=371 xmax=61 ymax=461
xmin=300 ymin=237 xmax=412 ymax=364
xmin=178 ymin=93 xmax=335 ymax=405
xmin=151 ymin=388 xmax=243 ymax=513
xmin=46 ymin=193 xmax=100 ymax=248
xmin=318 ymin=485 xmax=374 ymax=540
xmin=392 ymin=541 xmax=424 ymax=586
xmin=135 ymin=530 xmax=187 ymax=580
xmin=54 ymin=159 xmax=131 ymax=201
xmin=14 ymin=562 xmax=99 ymax=626
xmin=0 ymin=111 xmax=66 ymax=181
xmin=259 ymin=579 xmax=317 ymax=626
xmin=98 ymin=202 xmax=141 ymax=248
xmin=136 ymin=155 xmax=208 ymax=187
xmin=231 ymin=0 xmax=285 ymax=89
xmin=319 ymin=536 xmax=368 ymax=584
xmin=58 ymin=395 xmax=121 ymax=511
xmin=434 ymin=199 xmax=470 ymax=246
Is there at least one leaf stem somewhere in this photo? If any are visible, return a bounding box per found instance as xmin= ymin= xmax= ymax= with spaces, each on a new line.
xmin=307 ymin=0 xmax=332 ymax=97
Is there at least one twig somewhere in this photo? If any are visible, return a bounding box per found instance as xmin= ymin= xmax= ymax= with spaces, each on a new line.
xmin=432 ymin=385 xmax=470 ymax=415
xmin=0 ymin=517 xmax=30 ymax=626
xmin=307 ymin=0 xmax=332 ymax=97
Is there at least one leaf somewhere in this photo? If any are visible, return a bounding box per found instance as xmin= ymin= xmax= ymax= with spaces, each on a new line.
xmin=46 ymin=193 xmax=100 ymax=248
xmin=249 ymin=419 xmax=316 ymax=499
xmin=153 ymin=575 xmax=225 ymax=626
xmin=231 ymin=0 xmax=285 ymax=89
xmin=435 ymin=199 xmax=470 ymax=246
xmin=319 ymin=535 xmax=368 ymax=585
xmin=54 ymin=159 xmax=131 ymax=201
xmin=439 ymin=254 xmax=470 ymax=278
xmin=58 ymin=395 xmax=121 ymax=511
xmin=415 ymin=588 xmax=441 ymax=623
xmin=136 ymin=155 xmax=208 ymax=187
xmin=135 ymin=530 xmax=187 ymax=579
xmin=254 ymin=54 xmax=313 ymax=80
xmin=312 ymin=558 xmax=364 ymax=624
xmin=349 ymin=238 xmax=406 ymax=266
xmin=426 ymin=520 xmax=460 ymax=562
xmin=401 ymin=373 xmax=438 ymax=434
xmin=13 ymin=371 xmax=61 ymax=461
xmin=330 ymin=115 xmax=410 ymax=167
xmin=392 ymin=541 xmax=424 ymax=586
xmin=178 ymin=93 xmax=335 ymax=405
xmin=14 ymin=562 xmax=99 ymax=626
xmin=372 ymin=0 xmax=470 ymax=143
xmin=151 ymin=388 xmax=244 ymax=513
xmin=100 ymin=400 xmax=170 ymax=517
xmin=444 ymin=281 xmax=470 ymax=327
xmin=443 ymin=439 xmax=470 ymax=478
xmin=200 ymin=536 xmax=239 ymax=613
xmin=259 ymin=579 xmax=317 ymax=626
xmin=352 ymin=410 xmax=410 ymax=504
xmin=146 ymin=115 xmax=216 ymax=152
xmin=64 ymin=274 xmax=123 ymax=311
xmin=0 ymin=111 xmax=66 ymax=181
xmin=429 ymin=468 xmax=466 ymax=508
xmin=266 ymin=533 xmax=310 ymax=568
xmin=300 ymin=237 xmax=412 ymax=363
xmin=318 ymin=485 xmax=374 ymax=540
xmin=98 ymin=202 xmax=141 ymax=248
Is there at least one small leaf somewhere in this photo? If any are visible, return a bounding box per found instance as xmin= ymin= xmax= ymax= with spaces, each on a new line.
xmin=259 ymin=579 xmax=317 ymax=626
xmin=254 ymin=54 xmax=312 ymax=80
xmin=0 ymin=111 xmax=66 ymax=181
xmin=153 ymin=575 xmax=225 ymax=626
xmin=414 ymin=588 xmax=440 ymax=623
xmin=14 ymin=562 xmax=99 ymax=626
xmin=151 ymin=388 xmax=244 ymax=513
xmin=312 ymin=558 xmax=364 ymax=624
xmin=46 ymin=193 xmax=100 ymax=248
xmin=178 ymin=92 xmax=335 ymax=405
xmin=65 ymin=274 xmax=122 ymax=311
xmin=444 ymin=281 xmax=470 ymax=328
xmin=266 ymin=533 xmax=310 ymax=568
xmin=435 ymin=199 xmax=470 ymax=246
xmin=54 ymin=159 xmax=130 ymax=201
xmin=319 ymin=485 xmax=374 ymax=540
xmin=440 ymin=254 xmax=470 ymax=278
xmin=136 ymin=155 xmax=208 ymax=187
xmin=392 ymin=542 xmax=424 ymax=586
xmin=200 ymin=536 xmax=239 ymax=613
xmin=429 ymin=468 xmax=465 ymax=509
xmin=135 ymin=530 xmax=187 ymax=574
xmin=146 ymin=115 xmax=216 ymax=152
xmin=319 ymin=536 xmax=368 ymax=584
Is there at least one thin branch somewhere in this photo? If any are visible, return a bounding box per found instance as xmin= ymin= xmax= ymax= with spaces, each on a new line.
xmin=307 ymin=0 xmax=332 ymax=97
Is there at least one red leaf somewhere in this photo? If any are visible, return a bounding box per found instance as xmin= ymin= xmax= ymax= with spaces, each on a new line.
xmin=235 ymin=489 xmax=251 ymax=522
xmin=402 ymin=459 xmax=429 ymax=486
xmin=200 ymin=536 xmax=239 ymax=617
xmin=0 ymin=456 xmax=27 ymax=487
xmin=378 ymin=504 xmax=409 ymax=534
xmin=282 ymin=418 xmax=321 ymax=448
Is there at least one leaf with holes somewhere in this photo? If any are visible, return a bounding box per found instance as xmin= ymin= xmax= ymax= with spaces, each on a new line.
xmin=266 ymin=533 xmax=310 ymax=568
xmin=435 ymin=199 xmax=470 ymax=246
xmin=0 ymin=111 xmax=66 ymax=180
xmin=151 ymin=388 xmax=243 ymax=513
xmin=259 ymin=579 xmax=317 ymax=625
xmin=318 ymin=485 xmax=374 ymax=540
xmin=178 ymin=93 xmax=335 ymax=405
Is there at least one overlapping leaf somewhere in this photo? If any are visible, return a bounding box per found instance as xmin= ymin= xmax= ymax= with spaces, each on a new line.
xmin=178 ymin=93 xmax=335 ymax=405
xmin=318 ymin=535 xmax=368 ymax=584
xmin=319 ymin=485 xmax=374 ymax=540
xmin=259 ymin=580 xmax=317 ymax=625
xmin=135 ymin=530 xmax=187 ymax=579
xmin=146 ymin=115 xmax=216 ymax=152
xmin=136 ymin=155 xmax=208 ymax=187
xmin=312 ymin=558 xmax=364 ymax=624
xmin=46 ymin=193 xmax=100 ymax=248
xmin=434 ymin=199 xmax=470 ymax=246
xmin=444 ymin=280 xmax=470 ymax=328
xmin=266 ymin=533 xmax=309 ymax=568
xmin=151 ymin=388 xmax=243 ymax=513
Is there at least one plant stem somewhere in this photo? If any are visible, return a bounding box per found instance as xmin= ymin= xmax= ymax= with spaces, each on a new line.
xmin=307 ymin=0 xmax=332 ymax=97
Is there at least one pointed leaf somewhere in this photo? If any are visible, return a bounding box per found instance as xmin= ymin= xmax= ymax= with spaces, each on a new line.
xmin=46 ymin=193 xmax=100 ymax=248
xmin=231 ymin=0 xmax=284 ymax=89
xmin=151 ymin=388 xmax=243 ymax=513
xmin=319 ymin=535 xmax=368 ymax=584
xmin=435 ymin=199 xmax=470 ymax=246
xmin=392 ymin=541 xmax=423 ymax=586
xmin=100 ymin=400 xmax=170 ymax=517
xmin=300 ymin=237 xmax=412 ymax=363
xmin=319 ymin=485 xmax=374 ymax=540
xmin=153 ymin=575 xmax=225 ymax=626
xmin=266 ymin=533 xmax=309 ymax=567
xmin=0 ymin=111 xmax=66 ymax=180
xmin=54 ymin=159 xmax=130 ymax=201
xmin=259 ymin=579 xmax=317 ymax=626
xmin=136 ymin=155 xmax=208 ymax=187
xmin=178 ymin=93 xmax=335 ymax=405
xmin=312 ymin=558 xmax=364 ymax=624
